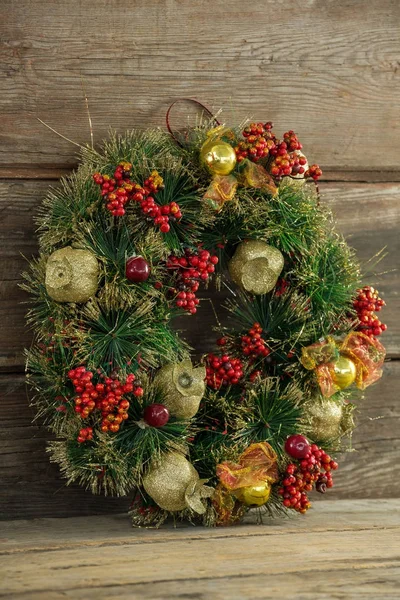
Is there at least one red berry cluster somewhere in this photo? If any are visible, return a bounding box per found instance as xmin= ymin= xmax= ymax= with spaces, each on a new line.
xmin=235 ymin=121 xmax=275 ymax=162
xmin=241 ymin=322 xmax=270 ymax=360
xmin=205 ymin=353 xmax=244 ymax=389
xmin=234 ymin=122 xmax=322 ymax=182
xmin=304 ymin=164 xmax=323 ymax=181
xmin=354 ymin=286 xmax=387 ymax=338
xmin=68 ymin=367 xmax=143 ymax=436
xmin=269 ymin=134 xmax=307 ymax=179
xmin=275 ymin=278 xmax=289 ymax=297
xmin=279 ymin=444 xmax=338 ymax=514
xmin=167 ymin=248 xmax=218 ymax=314
xmin=93 ymin=165 xmax=182 ymax=232
xmin=77 ymin=427 xmax=93 ymax=444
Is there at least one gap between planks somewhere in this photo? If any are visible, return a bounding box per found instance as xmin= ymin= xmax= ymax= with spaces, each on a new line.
xmin=1 ymin=166 xmax=400 ymax=182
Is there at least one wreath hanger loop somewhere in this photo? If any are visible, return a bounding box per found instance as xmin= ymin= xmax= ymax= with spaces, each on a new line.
xmin=166 ymin=98 xmax=221 ymax=147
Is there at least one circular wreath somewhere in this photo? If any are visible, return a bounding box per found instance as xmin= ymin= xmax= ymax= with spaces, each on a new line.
xmin=23 ymin=104 xmax=387 ymax=527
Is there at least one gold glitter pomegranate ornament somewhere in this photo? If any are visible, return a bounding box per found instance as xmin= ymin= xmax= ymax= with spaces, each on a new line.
xmin=45 ymin=246 xmax=99 ymax=303
xmin=143 ymin=452 xmax=213 ymax=513
xmin=228 ymin=240 xmax=284 ymax=295
xmin=200 ymin=127 xmax=237 ymax=176
xmin=153 ymin=360 xmax=206 ymax=420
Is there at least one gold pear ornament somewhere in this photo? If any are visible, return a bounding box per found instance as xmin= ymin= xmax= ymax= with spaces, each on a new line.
xmin=153 ymin=360 xmax=206 ymax=420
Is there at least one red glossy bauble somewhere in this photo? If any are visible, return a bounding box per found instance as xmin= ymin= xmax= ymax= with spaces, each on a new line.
xmin=284 ymin=434 xmax=311 ymax=459
xmin=143 ymin=403 xmax=170 ymax=427
xmin=126 ymin=256 xmax=150 ymax=282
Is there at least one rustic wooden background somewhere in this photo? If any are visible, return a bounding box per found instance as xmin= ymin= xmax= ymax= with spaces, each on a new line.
xmin=0 ymin=0 xmax=399 ymax=520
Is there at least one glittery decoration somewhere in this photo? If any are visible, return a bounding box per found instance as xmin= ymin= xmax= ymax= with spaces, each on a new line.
xmin=143 ymin=452 xmax=213 ymax=513
xmin=302 ymin=398 xmax=345 ymax=441
xmin=45 ymin=247 xmax=98 ymax=303
xmin=228 ymin=240 xmax=284 ymax=295
xmin=153 ymin=360 xmax=206 ymax=419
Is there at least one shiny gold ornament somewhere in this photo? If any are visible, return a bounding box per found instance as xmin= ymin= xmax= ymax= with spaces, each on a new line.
xmin=200 ymin=130 xmax=237 ymax=176
xmin=228 ymin=240 xmax=284 ymax=295
xmin=234 ymin=481 xmax=272 ymax=507
xmin=45 ymin=246 xmax=98 ymax=303
xmin=331 ymin=355 xmax=357 ymax=390
xmin=153 ymin=360 xmax=206 ymax=420
xmin=143 ymin=452 xmax=213 ymax=513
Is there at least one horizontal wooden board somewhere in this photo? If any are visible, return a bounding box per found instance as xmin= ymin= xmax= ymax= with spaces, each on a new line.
xmin=0 ymin=179 xmax=398 ymax=371
xmin=1 ymin=0 xmax=400 ymax=169
xmin=0 ymin=500 xmax=399 ymax=599
xmin=1 ymin=362 xmax=399 ymax=520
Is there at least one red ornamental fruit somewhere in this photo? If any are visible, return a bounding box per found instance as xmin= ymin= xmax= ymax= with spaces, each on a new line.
xmin=126 ymin=256 xmax=150 ymax=283
xmin=285 ymin=434 xmax=311 ymax=459
xmin=144 ymin=403 xmax=170 ymax=427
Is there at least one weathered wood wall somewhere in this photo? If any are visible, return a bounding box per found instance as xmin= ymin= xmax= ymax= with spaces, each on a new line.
xmin=0 ymin=0 xmax=399 ymax=519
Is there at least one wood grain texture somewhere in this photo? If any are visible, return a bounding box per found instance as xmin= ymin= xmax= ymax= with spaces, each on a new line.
xmin=1 ymin=0 xmax=400 ymax=169
xmin=1 ymin=178 xmax=398 ymax=372
xmin=0 ymin=363 xmax=398 ymax=520
xmin=1 ymin=500 xmax=399 ymax=599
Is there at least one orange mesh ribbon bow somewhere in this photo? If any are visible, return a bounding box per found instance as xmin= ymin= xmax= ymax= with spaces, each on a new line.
xmin=300 ymin=333 xmax=386 ymax=398
xmin=213 ymin=442 xmax=278 ymax=526
xmin=216 ymin=442 xmax=279 ymax=492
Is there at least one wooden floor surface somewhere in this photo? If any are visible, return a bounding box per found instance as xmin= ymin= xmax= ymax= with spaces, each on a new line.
xmin=0 ymin=500 xmax=399 ymax=599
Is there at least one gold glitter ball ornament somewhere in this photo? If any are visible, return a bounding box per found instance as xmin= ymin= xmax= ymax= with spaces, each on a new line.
xmin=331 ymin=355 xmax=357 ymax=390
xmin=200 ymin=138 xmax=237 ymax=176
xmin=143 ymin=452 xmax=213 ymax=513
xmin=234 ymin=481 xmax=272 ymax=507
xmin=228 ymin=240 xmax=284 ymax=295
xmin=303 ymin=398 xmax=344 ymax=441
xmin=45 ymin=246 xmax=99 ymax=303
xmin=153 ymin=360 xmax=206 ymax=420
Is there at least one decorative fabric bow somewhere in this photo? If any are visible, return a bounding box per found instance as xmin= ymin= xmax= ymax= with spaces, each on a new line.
xmin=300 ymin=332 xmax=386 ymax=398
xmin=201 ymin=127 xmax=277 ymax=210
xmin=216 ymin=442 xmax=279 ymax=490
xmin=213 ymin=442 xmax=278 ymax=525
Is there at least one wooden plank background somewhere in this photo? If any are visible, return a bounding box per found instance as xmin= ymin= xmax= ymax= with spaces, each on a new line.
xmin=0 ymin=0 xmax=399 ymax=519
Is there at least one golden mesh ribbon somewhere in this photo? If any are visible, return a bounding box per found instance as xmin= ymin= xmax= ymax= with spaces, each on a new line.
xmin=204 ymin=174 xmax=238 ymax=210
xmin=239 ymin=159 xmax=278 ymax=196
xmin=301 ymin=333 xmax=386 ymax=397
xmin=216 ymin=442 xmax=278 ymax=491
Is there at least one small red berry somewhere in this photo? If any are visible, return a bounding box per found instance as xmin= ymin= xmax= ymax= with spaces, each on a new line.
xmin=126 ymin=256 xmax=150 ymax=282
xmin=285 ymin=434 xmax=311 ymax=459
xmin=143 ymin=404 xmax=170 ymax=427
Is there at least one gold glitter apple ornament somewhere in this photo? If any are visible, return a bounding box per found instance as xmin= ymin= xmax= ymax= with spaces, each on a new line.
xmin=45 ymin=246 xmax=99 ymax=303
xmin=228 ymin=239 xmax=284 ymax=295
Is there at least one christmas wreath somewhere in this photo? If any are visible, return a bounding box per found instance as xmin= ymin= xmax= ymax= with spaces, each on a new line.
xmin=23 ymin=102 xmax=387 ymax=527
